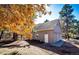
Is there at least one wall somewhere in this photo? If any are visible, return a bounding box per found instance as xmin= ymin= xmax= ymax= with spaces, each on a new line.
xmin=33 ymin=30 xmax=55 ymax=43
xmin=53 ymin=23 xmax=62 ymax=42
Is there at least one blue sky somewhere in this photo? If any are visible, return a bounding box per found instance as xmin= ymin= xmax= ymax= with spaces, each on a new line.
xmin=35 ymin=4 xmax=79 ymax=24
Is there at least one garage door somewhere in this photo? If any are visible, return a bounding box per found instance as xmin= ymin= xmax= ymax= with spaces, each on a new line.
xmin=44 ymin=34 xmax=48 ymax=43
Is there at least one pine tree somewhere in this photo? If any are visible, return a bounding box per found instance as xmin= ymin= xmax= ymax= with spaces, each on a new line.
xmin=59 ymin=4 xmax=75 ymax=40
xmin=76 ymin=21 xmax=79 ymax=35
xmin=44 ymin=19 xmax=49 ymax=23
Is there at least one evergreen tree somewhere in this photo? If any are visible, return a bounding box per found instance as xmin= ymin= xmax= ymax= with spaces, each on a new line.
xmin=44 ymin=19 xmax=49 ymax=23
xmin=76 ymin=21 xmax=79 ymax=35
xmin=59 ymin=4 xmax=75 ymax=40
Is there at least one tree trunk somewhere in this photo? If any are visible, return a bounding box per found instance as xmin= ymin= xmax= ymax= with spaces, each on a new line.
xmin=65 ymin=17 xmax=70 ymax=40
xmin=21 ymin=35 xmax=23 ymax=40
xmin=0 ymin=30 xmax=4 ymax=40
xmin=13 ymin=33 xmax=18 ymax=40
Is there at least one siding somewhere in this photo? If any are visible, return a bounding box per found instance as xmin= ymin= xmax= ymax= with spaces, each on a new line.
xmin=33 ymin=30 xmax=54 ymax=43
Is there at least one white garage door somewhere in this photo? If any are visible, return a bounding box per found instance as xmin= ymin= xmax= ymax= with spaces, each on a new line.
xmin=44 ymin=34 xmax=48 ymax=43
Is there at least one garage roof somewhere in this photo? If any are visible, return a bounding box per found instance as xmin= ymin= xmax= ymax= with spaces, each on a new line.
xmin=34 ymin=19 xmax=61 ymax=31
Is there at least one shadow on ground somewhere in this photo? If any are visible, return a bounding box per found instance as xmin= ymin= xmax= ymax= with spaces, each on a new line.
xmin=0 ymin=41 xmax=14 ymax=47
xmin=26 ymin=40 xmax=79 ymax=55
xmin=0 ymin=40 xmax=79 ymax=55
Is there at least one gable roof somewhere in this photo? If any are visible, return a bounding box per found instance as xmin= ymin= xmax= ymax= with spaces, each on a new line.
xmin=34 ymin=19 xmax=61 ymax=31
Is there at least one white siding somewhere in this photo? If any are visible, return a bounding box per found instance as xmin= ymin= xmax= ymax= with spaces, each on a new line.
xmin=53 ymin=23 xmax=62 ymax=42
xmin=54 ymin=23 xmax=61 ymax=33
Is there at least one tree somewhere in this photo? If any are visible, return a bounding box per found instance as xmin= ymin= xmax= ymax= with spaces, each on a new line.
xmin=69 ymin=19 xmax=77 ymax=38
xmin=59 ymin=4 xmax=75 ymax=40
xmin=44 ymin=19 xmax=49 ymax=23
xmin=76 ymin=20 xmax=79 ymax=35
xmin=0 ymin=4 xmax=48 ymax=39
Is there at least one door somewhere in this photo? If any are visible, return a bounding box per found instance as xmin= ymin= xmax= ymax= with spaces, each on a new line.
xmin=44 ymin=34 xmax=48 ymax=43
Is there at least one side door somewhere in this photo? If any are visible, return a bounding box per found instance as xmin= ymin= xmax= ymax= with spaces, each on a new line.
xmin=44 ymin=34 xmax=48 ymax=43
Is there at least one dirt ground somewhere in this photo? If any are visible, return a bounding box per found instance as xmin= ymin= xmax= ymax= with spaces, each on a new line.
xmin=0 ymin=45 xmax=57 ymax=55
xmin=0 ymin=40 xmax=79 ymax=55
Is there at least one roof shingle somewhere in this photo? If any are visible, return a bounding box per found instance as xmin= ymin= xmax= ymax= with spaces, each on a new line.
xmin=34 ymin=19 xmax=60 ymax=31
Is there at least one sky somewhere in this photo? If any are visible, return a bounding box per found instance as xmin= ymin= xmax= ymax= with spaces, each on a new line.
xmin=35 ymin=4 xmax=79 ymax=24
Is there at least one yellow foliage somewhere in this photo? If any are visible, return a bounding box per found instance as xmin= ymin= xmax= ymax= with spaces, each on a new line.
xmin=0 ymin=4 xmax=46 ymax=39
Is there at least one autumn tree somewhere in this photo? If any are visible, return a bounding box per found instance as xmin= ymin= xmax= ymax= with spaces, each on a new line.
xmin=0 ymin=4 xmax=48 ymax=40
